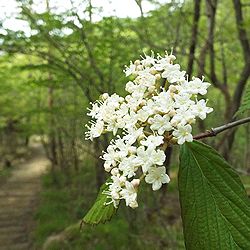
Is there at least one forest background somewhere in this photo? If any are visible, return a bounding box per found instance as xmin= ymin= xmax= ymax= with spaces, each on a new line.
xmin=0 ymin=0 xmax=249 ymax=249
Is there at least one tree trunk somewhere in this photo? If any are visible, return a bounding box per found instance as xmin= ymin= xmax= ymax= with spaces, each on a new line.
xmin=186 ymin=0 xmax=201 ymax=77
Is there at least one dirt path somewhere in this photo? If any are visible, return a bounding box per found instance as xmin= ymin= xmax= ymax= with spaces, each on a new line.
xmin=0 ymin=143 xmax=49 ymax=250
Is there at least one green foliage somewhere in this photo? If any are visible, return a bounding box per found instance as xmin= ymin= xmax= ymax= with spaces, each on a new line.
xmin=179 ymin=141 xmax=250 ymax=250
xmin=1 ymin=0 xmax=250 ymax=249
xmin=83 ymin=179 xmax=118 ymax=225
xmin=35 ymin=167 xmax=184 ymax=249
xmin=236 ymin=84 xmax=250 ymax=115
xmin=34 ymin=174 xmax=75 ymax=246
xmin=42 ymin=219 xmax=130 ymax=250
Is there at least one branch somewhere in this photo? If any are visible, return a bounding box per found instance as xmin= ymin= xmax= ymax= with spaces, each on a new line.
xmin=134 ymin=0 xmax=144 ymax=17
xmin=73 ymin=11 xmax=105 ymax=86
xmin=231 ymin=0 xmax=250 ymax=115
xmin=233 ymin=0 xmax=250 ymax=63
xmin=193 ymin=117 xmax=250 ymax=140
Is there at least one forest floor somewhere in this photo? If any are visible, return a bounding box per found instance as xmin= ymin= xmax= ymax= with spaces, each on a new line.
xmin=0 ymin=142 xmax=49 ymax=250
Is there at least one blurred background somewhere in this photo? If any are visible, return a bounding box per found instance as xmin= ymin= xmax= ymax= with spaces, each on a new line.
xmin=0 ymin=0 xmax=249 ymax=249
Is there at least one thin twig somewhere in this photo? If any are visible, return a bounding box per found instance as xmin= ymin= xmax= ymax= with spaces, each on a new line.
xmin=193 ymin=117 xmax=250 ymax=140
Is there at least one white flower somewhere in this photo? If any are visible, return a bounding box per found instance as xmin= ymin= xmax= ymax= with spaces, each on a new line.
xmin=149 ymin=114 xmax=173 ymax=135
xmin=162 ymin=64 xmax=185 ymax=83
xmin=124 ymin=62 xmax=137 ymax=76
xmin=140 ymin=135 xmax=164 ymax=149
xmin=119 ymin=155 xmax=140 ymax=178
xmin=154 ymin=59 xmax=170 ymax=71
xmin=136 ymin=146 xmax=166 ymax=173
xmin=86 ymin=51 xmax=213 ymax=208
xmin=151 ymin=149 xmax=166 ymax=166
xmin=154 ymin=53 xmax=176 ymax=71
xmin=106 ymin=116 xmax=120 ymax=135
xmin=170 ymin=108 xmax=195 ymax=126
xmin=116 ymin=103 xmax=129 ymax=117
xmin=85 ymin=120 xmax=104 ymax=140
xmin=145 ymin=166 xmax=170 ymax=191
xmin=87 ymin=102 xmax=100 ymax=118
xmin=112 ymin=138 xmax=132 ymax=159
xmin=135 ymin=72 xmax=156 ymax=87
xmin=125 ymin=81 xmax=137 ymax=93
xmin=125 ymin=94 xmax=143 ymax=111
xmin=120 ymin=181 xmax=138 ymax=208
xmin=104 ymin=176 xmax=124 ymax=207
xmin=191 ymin=99 xmax=213 ymax=120
xmin=153 ymin=91 xmax=175 ymax=114
xmin=136 ymin=102 xmax=155 ymax=122
xmin=103 ymin=145 xmax=119 ymax=171
xmin=136 ymin=108 xmax=151 ymax=122
xmin=140 ymin=54 xmax=156 ymax=67
xmin=122 ymin=111 xmax=138 ymax=128
xmin=173 ymin=124 xmax=193 ymax=144
xmin=124 ymin=127 xmax=144 ymax=145
xmin=131 ymin=84 xmax=147 ymax=98
xmin=187 ymin=77 xmax=211 ymax=95
xmin=173 ymin=93 xmax=194 ymax=109
xmin=105 ymin=137 xmax=132 ymax=158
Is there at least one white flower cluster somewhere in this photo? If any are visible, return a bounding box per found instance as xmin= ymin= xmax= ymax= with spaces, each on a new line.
xmin=85 ymin=51 xmax=213 ymax=209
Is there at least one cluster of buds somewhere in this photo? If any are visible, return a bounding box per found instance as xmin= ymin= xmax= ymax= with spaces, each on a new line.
xmin=85 ymin=51 xmax=213 ymax=208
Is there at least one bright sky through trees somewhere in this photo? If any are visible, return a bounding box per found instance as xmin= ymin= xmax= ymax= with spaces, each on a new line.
xmin=0 ymin=0 xmax=165 ymax=33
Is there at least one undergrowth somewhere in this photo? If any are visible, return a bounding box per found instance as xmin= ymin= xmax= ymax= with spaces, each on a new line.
xmin=34 ymin=160 xmax=185 ymax=250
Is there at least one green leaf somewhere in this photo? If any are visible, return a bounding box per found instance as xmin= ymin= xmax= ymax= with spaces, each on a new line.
xmin=83 ymin=179 xmax=118 ymax=225
xmin=236 ymin=84 xmax=250 ymax=115
xmin=179 ymin=141 xmax=250 ymax=250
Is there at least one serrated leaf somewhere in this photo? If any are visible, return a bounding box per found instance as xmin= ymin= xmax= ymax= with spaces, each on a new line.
xmin=179 ymin=141 xmax=250 ymax=250
xmin=236 ymin=84 xmax=250 ymax=115
xmin=83 ymin=179 xmax=118 ymax=225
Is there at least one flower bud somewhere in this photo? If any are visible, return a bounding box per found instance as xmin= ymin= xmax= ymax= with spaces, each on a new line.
xmin=104 ymin=164 xmax=112 ymax=172
xmin=169 ymin=85 xmax=177 ymax=93
xmin=137 ymin=65 xmax=143 ymax=71
xmin=168 ymin=110 xmax=176 ymax=117
xmin=134 ymin=60 xmax=141 ymax=66
xmin=148 ymin=117 xmax=153 ymax=124
xmin=171 ymin=120 xmax=178 ymax=127
xmin=138 ymin=133 xmax=145 ymax=141
xmin=128 ymin=146 xmax=137 ymax=154
xmin=125 ymin=81 xmax=134 ymax=93
xmin=129 ymin=200 xmax=138 ymax=209
xmin=155 ymin=74 xmax=161 ymax=80
xmin=119 ymin=176 xmax=126 ymax=183
xmin=125 ymin=95 xmax=131 ymax=102
xmin=131 ymin=179 xmax=140 ymax=187
xmin=169 ymin=55 xmax=176 ymax=62
xmin=111 ymin=168 xmax=119 ymax=176
xmin=150 ymin=69 xmax=157 ymax=75
xmin=119 ymin=97 xmax=124 ymax=102
xmin=102 ymin=93 xmax=109 ymax=100
xmin=188 ymin=118 xmax=196 ymax=124
xmin=148 ymin=86 xmax=156 ymax=93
